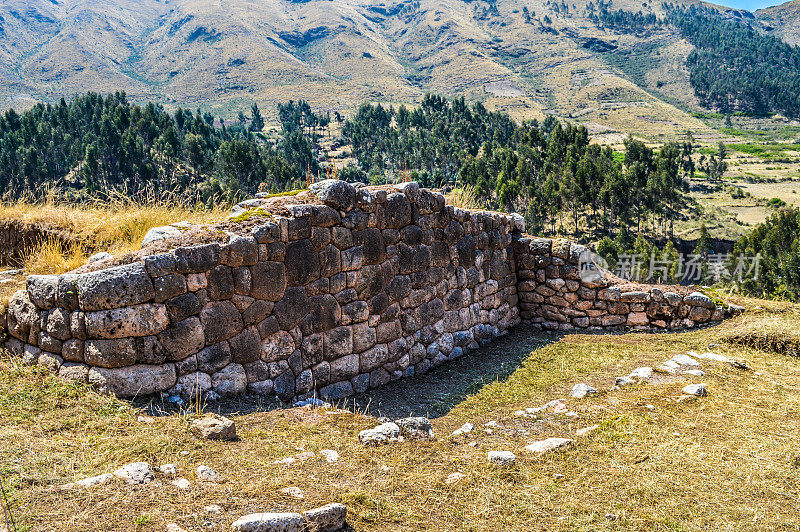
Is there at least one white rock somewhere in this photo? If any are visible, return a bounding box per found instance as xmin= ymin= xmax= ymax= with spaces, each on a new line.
xmin=171 ymin=478 xmax=191 ymax=489
xmin=159 ymin=464 xmax=178 ymax=476
xmin=141 ymin=225 xmax=183 ymax=247
xmin=671 ymin=354 xmax=701 ymax=367
xmin=274 ymin=457 xmax=297 ymax=466
xmin=280 ymin=487 xmax=304 ymax=499
xmin=524 ymin=437 xmax=574 ymax=454
xmin=358 ymin=422 xmax=401 ymax=445
xmin=445 ymin=472 xmax=466 ymax=485
xmin=487 ymin=451 xmax=516 ymax=465
xmin=205 ymin=504 xmax=223 ymax=513
xmin=231 ymin=512 xmax=304 ymax=532
xmin=682 ymin=369 xmax=705 ymax=376
xmin=655 ymin=364 xmax=678 ymax=375
xmin=662 ymin=360 xmax=681 ymax=370
xmin=191 ymin=415 xmax=237 ymax=441
xmin=88 ymin=252 xmax=113 ymax=263
xmin=628 ymin=366 xmax=653 ymax=380
xmin=113 ymin=462 xmax=154 ymax=484
xmin=302 ymin=503 xmax=347 ymax=532
xmin=451 ymin=423 xmax=474 ymax=438
xmin=576 ymin=425 xmax=599 ymax=437
xmin=697 ymin=352 xmax=729 ymax=362
xmin=196 ymin=465 xmax=221 ymax=482
xmin=319 ymin=449 xmax=339 ymax=463
xmin=63 ymin=473 xmax=115 ymax=489
xmin=682 ymin=383 xmax=708 ymax=397
xmin=166 ymin=523 xmax=188 ymax=532
xmin=615 ymin=376 xmax=635 ymax=386
xmin=570 ymin=383 xmax=597 ymax=399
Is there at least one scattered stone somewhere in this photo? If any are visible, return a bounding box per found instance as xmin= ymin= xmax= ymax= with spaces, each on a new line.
xmin=171 ymin=478 xmax=191 ymax=489
xmin=644 ymin=404 xmax=655 ymax=410
xmin=681 ymin=383 xmax=708 ymax=397
xmin=274 ymin=457 xmax=298 ymax=466
xmin=628 ymin=367 xmax=653 ymax=380
xmin=676 ymin=395 xmax=697 ymax=404
xmin=445 ymin=472 xmax=466 ymax=485
xmin=682 ymin=369 xmax=705 ymax=377
xmin=319 ymin=450 xmax=339 ymax=463
xmin=487 ymin=451 xmax=516 ymax=466
xmin=190 ymin=414 xmax=237 ymax=441
xmin=280 ymin=486 xmax=305 ymax=499
xmin=113 ymin=462 xmax=154 ymax=485
xmin=670 ymin=354 xmax=701 ymax=367
xmin=293 ymin=398 xmax=331 ymax=408
xmin=63 ymin=473 xmax=115 ymax=489
xmin=524 ymin=437 xmax=573 ymax=455
xmin=451 ymin=423 xmax=474 ymax=438
xmin=231 ymin=512 xmax=305 ymax=532
xmin=697 ymin=352 xmax=729 ymax=363
xmin=576 ymin=425 xmax=599 ymax=437
xmin=358 ymin=422 xmax=401 ymax=445
xmin=138 ymin=415 xmax=155 ymax=424
xmin=302 ymin=503 xmax=347 ymax=532
xmin=205 ymin=505 xmax=223 ymax=513
xmin=729 ymin=360 xmax=752 ymax=371
xmin=570 ymin=383 xmax=597 ymax=399
xmin=159 ymin=464 xmax=178 ymax=476
xmin=615 ymin=376 xmax=635 ymax=386
xmin=395 ymin=417 xmax=434 ymax=440
xmin=553 ymin=473 xmax=564 ymax=479
xmin=196 ymin=465 xmax=221 ymax=482
xmin=166 ymin=523 xmax=188 ymax=532
xmin=142 ymin=225 xmax=183 ymax=247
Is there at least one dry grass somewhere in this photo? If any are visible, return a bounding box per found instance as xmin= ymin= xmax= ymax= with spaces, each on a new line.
xmin=445 ymin=186 xmax=484 ymax=211
xmin=2 ymin=303 xmax=800 ymax=530
xmin=720 ymin=314 xmax=800 ymax=357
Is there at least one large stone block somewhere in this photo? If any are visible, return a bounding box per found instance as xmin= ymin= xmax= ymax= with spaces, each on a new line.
xmin=250 ymin=261 xmax=286 ymax=301
xmin=27 ymin=275 xmax=59 ymax=310
xmin=384 ymin=192 xmax=412 ymax=228
xmin=152 ymin=273 xmax=187 ymax=303
xmin=274 ymin=287 xmax=309 ymax=329
xmin=158 ymin=317 xmax=205 ymax=361
xmin=211 ymin=363 xmax=247 ymax=396
xmin=174 ymin=243 xmax=220 ymax=273
xmin=200 ymin=301 xmax=243 ymax=345
xmin=262 ymin=330 xmax=296 ymax=363
xmin=206 ymin=265 xmax=234 ymax=300
xmin=88 ymin=364 xmax=176 ymax=397
xmin=329 ymin=353 xmax=359 ymax=382
xmin=285 ymin=239 xmax=320 ymax=286
xmin=324 ymin=326 xmax=353 ymax=361
xmin=84 ymin=338 xmax=137 ymax=368
xmin=197 ymin=341 xmax=232 ymax=374
xmin=309 ymin=179 xmax=357 ymax=211
xmin=77 ymin=263 xmax=155 ymax=311
xmin=229 ymin=327 xmax=261 ymax=364
xmin=85 ymin=304 xmax=169 ymax=339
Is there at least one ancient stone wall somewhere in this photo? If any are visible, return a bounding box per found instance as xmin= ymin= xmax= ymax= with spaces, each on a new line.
xmin=0 ymin=181 xmax=743 ymax=402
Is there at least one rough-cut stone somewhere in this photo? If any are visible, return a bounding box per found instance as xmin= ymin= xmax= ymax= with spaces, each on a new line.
xmin=88 ymin=364 xmax=176 ymax=397
xmin=303 ymin=503 xmax=347 ymax=532
xmin=212 ymin=363 xmax=247 ymax=396
xmin=524 ymin=437 xmax=573 ymax=454
xmin=84 ymin=338 xmax=137 ymax=368
xmin=231 ymin=512 xmax=304 ymax=532
xmin=191 ymin=415 xmax=237 ymax=440
xmin=310 ymin=179 xmax=357 ymax=211
xmin=113 ymin=462 xmax=154 ymax=484
xmin=359 ymin=422 xmax=401 ymax=445
xmin=395 ymin=417 xmax=434 ymax=440
xmin=570 ymin=383 xmax=597 ymax=398
xmin=200 ymin=301 xmax=243 ymax=345
xmin=487 ymin=451 xmax=516 ymax=465
xmin=77 ymin=262 xmax=155 ymax=311
xmin=85 ymin=304 xmax=169 ymax=339
xmin=682 ymin=383 xmax=708 ymax=397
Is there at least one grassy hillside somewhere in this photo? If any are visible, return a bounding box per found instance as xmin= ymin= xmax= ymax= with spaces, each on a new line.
xmin=1 ymin=297 xmax=799 ymax=530
xmin=0 ymin=0 xmax=722 ymax=141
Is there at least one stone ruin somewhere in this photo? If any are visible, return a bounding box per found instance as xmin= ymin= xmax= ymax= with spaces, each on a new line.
xmin=0 ymin=180 xmax=743 ymax=403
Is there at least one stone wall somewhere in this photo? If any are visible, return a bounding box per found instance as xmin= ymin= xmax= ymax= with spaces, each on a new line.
xmin=513 ymin=237 xmax=741 ymax=330
xmin=0 ymin=180 xmax=743 ymax=402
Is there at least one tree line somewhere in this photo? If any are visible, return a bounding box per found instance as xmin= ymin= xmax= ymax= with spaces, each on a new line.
xmin=0 ymin=92 xmax=308 ymax=203
xmin=342 ymin=97 xmax=694 ymax=238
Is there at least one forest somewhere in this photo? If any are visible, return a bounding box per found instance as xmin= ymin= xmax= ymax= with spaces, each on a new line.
xmin=592 ymin=4 xmax=800 ymax=119
xmin=342 ymin=96 xmax=694 ymax=238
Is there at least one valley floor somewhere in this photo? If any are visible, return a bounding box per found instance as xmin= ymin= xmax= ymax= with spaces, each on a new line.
xmin=1 ymin=297 xmax=799 ymax=531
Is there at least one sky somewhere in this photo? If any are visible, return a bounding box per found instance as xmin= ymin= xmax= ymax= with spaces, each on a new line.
xmin=715 ymin=0 xmax=789 ymax=11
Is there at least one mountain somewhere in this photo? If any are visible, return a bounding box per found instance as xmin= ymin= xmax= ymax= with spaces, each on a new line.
xmin=757 ymin=0 xmax=800 ymax=45
xmin=0 ymin=0 xmax=794 ymax=140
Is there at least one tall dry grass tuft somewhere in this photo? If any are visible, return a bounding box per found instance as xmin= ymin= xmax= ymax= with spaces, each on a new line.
xmin=0 ymin=188 xmax=228 ymax=272
xmin=446 ymin=185 xmax=485 ymax=211
xmin=721 ymin=314 xmax=800 ymax=356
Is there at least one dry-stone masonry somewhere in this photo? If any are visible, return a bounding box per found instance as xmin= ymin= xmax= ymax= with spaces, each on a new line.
xmin=0 ymin=180 xmax=743 ymax=402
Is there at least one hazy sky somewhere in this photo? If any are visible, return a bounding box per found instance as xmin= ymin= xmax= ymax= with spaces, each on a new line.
xmin=716 ymin=0 xmax=786 ymax=11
